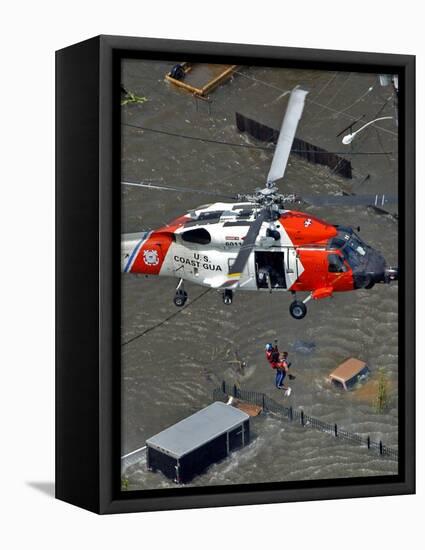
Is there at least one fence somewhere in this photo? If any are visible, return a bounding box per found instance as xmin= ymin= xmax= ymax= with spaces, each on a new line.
xmin=121 ymin=445 xmax=147 ymax=472
xmin=213 ymin=381 xmax=398 ymax=462
xmin=235 ymin=112 xmax=353 ymax=179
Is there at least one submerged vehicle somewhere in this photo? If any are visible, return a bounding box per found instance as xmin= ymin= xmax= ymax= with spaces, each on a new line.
xmin=329 ymin=358 xmax=370 ymax=391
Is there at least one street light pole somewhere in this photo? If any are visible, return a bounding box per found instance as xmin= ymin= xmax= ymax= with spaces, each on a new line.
xmin=342 ymin=116 xmax=393 ymax=145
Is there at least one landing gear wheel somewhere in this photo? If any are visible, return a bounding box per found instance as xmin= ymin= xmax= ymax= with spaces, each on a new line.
xmin=363 ymin=275 xmax=375 ymax=289
xmin=223 ymin=289 xmax=233 ymax=305
xmin=173 ymin=290 xmax=188 ymax=307
xmin=290 ymin=300 xmax=307 ymax=320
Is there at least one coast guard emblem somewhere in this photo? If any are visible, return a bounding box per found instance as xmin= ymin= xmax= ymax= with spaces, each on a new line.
xmin=143 ymin=249 xmax=159 ymax=265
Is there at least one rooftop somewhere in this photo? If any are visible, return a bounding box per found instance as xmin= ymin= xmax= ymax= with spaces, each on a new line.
xmin=330 ymin=357 xmax=367 ymax=383
xmin=146 ymin=402 xmax=249 ymax=459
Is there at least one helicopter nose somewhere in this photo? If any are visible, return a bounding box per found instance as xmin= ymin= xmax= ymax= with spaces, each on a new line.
xmin=352 ymin=248 xmax=395 ymax=289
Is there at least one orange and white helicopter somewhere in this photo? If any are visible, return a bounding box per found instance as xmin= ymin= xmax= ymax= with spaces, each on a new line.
xmin=122 ymin=88 xmax=398 ymax=319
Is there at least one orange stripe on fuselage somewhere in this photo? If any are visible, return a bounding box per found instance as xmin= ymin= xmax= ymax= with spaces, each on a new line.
xmin=130 ymin=215 xmax=189 ymax=275
xmin=130 ymin=233 xmax=173 ymax=274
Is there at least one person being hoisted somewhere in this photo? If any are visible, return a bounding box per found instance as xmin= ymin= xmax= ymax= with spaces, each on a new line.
xmin=275 ymin=351 xmax=291 ymax=392
xmin=264 ymin=342 xmax=295 ymax=395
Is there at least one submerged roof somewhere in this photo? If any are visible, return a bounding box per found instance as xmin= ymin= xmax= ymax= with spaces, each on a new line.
xmin=330 ymin=357 xmax=367 ymax=382
xmin=146 ymin=402 xmax=249 ymax=459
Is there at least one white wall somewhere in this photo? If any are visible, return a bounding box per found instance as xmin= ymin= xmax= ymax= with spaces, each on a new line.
xmin=0 ymin=1 xmax=422 ymax=548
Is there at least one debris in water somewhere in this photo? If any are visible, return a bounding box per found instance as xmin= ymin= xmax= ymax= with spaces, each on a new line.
xmin=121 ymin=86 xmax=147 ymax=106
xmin=291 ymin=340 xmax=316 ymax=354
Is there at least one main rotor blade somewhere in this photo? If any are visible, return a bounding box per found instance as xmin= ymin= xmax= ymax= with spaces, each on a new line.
xmin=267 ymin=87 xmax=308 ymax=186
xmin=122 ymin=180 xmax=237 ymax=200
xmin=302 ymin=193 xmax=398 ymax=207
xmin=229 ymin=209 xmax=269 ymax=277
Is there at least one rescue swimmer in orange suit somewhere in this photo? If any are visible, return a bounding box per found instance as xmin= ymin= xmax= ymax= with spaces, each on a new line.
xmin=265 ymin=344 xmax=295 ymax=390
xmin=265 ymin=341 xmax=278 ymax=365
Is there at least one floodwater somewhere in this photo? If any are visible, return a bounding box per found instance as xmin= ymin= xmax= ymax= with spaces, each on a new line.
xmin=120 ymin=59 xmax=399 ymax=490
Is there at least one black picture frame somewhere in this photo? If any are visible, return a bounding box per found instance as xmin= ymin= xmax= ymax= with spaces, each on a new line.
xmin=56 ymin=35 xmax=415 ymax=514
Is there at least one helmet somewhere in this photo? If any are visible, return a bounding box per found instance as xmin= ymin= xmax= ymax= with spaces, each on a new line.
xmin=265 ymin=343 xmax=273 ymax=351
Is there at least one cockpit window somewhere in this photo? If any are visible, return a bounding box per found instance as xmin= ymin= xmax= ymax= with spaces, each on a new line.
xmin=330 ymin=229 xmax=368 ymax=269
xmin=330 ymin=231 xmax=367 ymax=256
xmin=328 ymin=254 xmax=347 ymax=273
xmin=329 ymin=237 xmax=346 ymax=250
xmin=345 ymin=235 xmax=366 ymax=256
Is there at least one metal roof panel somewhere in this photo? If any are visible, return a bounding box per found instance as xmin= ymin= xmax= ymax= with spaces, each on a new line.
xmin=146 ymin=402 xmax=249 ymax=459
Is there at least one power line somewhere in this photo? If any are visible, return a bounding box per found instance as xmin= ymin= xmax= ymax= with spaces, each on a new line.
xmin=123 ymin=122 xmax=271 ymax=150
xmin=122 ymin=122 xmax=393 ymax=155
xmin=310 ymin=72 xmax=352 ymax=121
xmin=234 ymin=70 xmax=291 ymax=94
xmin=234 ymin=69 xmax=397 ymax=137
xmin=337 ymin=85 xmax=374 ymax=114
xmin=121 ymin=288 xmax=211 ymax=347
xmin=310 ymin=71 xmax=338 ymax=100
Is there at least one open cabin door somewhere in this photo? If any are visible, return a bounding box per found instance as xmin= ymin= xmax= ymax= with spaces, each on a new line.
xmin=285 ymin=247 xmax=302 ymax=287
xmin=255 ymin=251 xmax=287 ymax=289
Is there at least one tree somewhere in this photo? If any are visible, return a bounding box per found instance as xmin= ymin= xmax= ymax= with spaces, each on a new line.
xmin=374 ymin=369 xmax=389 ymax=413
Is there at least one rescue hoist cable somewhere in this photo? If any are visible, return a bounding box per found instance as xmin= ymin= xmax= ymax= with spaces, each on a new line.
xmin=121 ymin=288 xmax=211 ymax=347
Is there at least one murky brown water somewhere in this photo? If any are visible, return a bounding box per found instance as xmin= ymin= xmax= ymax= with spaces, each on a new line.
xmin=121 ymin=59 xmax=398 ymax=490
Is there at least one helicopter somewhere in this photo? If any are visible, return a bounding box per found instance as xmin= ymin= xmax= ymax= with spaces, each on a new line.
xmin=121 ymin=87 xmax=398 ymax=319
